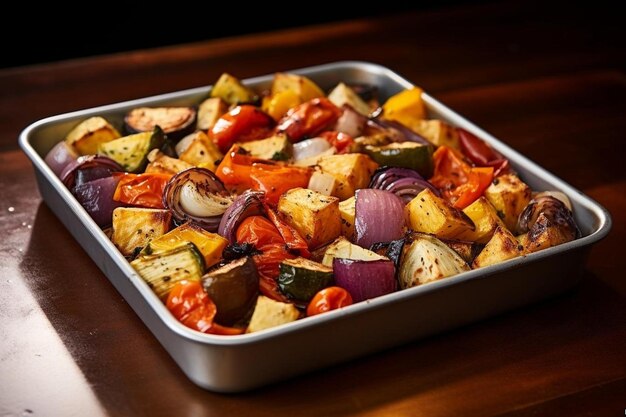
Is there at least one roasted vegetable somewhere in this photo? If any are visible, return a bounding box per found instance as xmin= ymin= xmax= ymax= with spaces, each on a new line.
xmin=455 ymin=197 xmax=506 ymax=244
xmin=333 ymin=258 xmax=396 ymax=303
xmin=73 ymin=176 xmax=124 ymax=228
xmin=338 ymin=196 xmax=356 ymax=241
xmin=322 ymin=237 xmax=387 ymax=267
xmin=317 ymin=153 xmax=379 ymax=200
xmin=99 ymin=127 xmax=166 ymax=173
xmin=210 ymin=105 xmax=274 ymax=153
xmin=328 ymin=83 xmax=371 ymax=116
xmin=276 ymin=98 xmax=342 ymax=142
xmin=239 ymin=134 xmax=293 ymax=161
xmin=124 ymin=107 xmax=196 ymax=141
xmin=162 ymin=167 xmax=233 ymax=232
xmin=408 ymin=119 xmax=460 ymax=149
xmin=399 ymin=233 xmax=470 ymax=288
xmin=65 ymin=116 xmax=121 ymax=155
xmin=517 ymin=195 xmax=578 ymax=253
xmin=131 ymin=243 xmax=204 ymax=298
xmin=382 ymin=87 xmax=426 ymax=127
xmin=46 ymin=140 xmax=78 ymax=176
xmin=278 ymin=257 xmax=334 ymax=303
xmin=145 ymin=149 xmax=193 ymax=176
xmin=112 ymin=207 xmax=172 ymax=257
xmin=354 ymin=189 xmax=405 ymax=249
xmin=472 ymin=226 xmax=523 ymax=268
xmin=306 ymin=286 xmax=353 ymax=316
xmin=406 ymin=188 xmax=475 ymax=240
xmin=270 ymin=72 xmax=324 ymax=102
xmin=365 ymin=141 xmax=433 ymax=177
xmin=484 ymin=174 xmax=532 ymax=231
xmin=246 ymin=295 xmax=300 ymax=333
xmin=113 ymin=172 xmax=171 ymax=209
xmin=277 ymin=187 xmax=341 ymax=249
xmin=440 ymin=238 xmax=483 ymax=265
xmin=307 ymin=171 xmax=339 ymax=196
xmin=176 ymin=131 xmax=223 ymax=171
xmin=166 ymin=280 xmax=244 ymax=335
xmin=202 ymin=256 xmax=259 ymax=326
xmin=197 ymin=97 xmax=229 ymax=131
xmin=210 ymin=73 xmax=257 ymax=105
xmin=142 ymin=222 xmax=227 ymax=268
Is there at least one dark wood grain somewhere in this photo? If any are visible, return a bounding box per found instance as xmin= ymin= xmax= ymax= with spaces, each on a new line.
xmin=1 ymin=2 xmax=624 ymax=416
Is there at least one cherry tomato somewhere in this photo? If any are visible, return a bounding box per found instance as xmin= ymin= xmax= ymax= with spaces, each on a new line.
xmin=429 ymin=146 xmax=494 ymax=209
xmin=236 ymin=215 xmax=284 ymax=247
xmin=250 ymin=163 xmax=312 ymax=205
xmin=307 ymin=287 xmax=353 ymax=316
xmin=458 ymin=128 xmax=509 ymax=176
xmin=211 ymin=105 xmax=274 ymax=153
xmin=113 ymin=172 xmax=172 ymax=209
xmin=320 ymin=131 xmax=354 ymax=153
xmin=276 ymin=97 xmax=342 ymax=141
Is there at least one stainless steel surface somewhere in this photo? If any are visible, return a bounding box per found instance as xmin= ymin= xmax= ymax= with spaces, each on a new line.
xmin=19 ymin=61 xmax=612 ymax=392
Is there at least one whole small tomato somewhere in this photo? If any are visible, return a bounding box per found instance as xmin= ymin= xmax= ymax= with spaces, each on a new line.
xmin=307 ymin=287 xmax=353 ymax=316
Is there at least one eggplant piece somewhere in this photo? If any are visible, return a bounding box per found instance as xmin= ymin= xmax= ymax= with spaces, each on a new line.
xmin=124 ymin=107 xmax=196 ymax=141
xmin=278 ymin=257 xmax=334 ymax=304
xmin=202 ymin=257 xmax=259 ymax=326
xmin=399 ymin=233 xmax=470 ymax=288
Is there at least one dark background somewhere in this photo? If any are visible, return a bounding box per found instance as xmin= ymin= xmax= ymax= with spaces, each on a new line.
xmin=1 ymin=1 xmax=484 ymax=69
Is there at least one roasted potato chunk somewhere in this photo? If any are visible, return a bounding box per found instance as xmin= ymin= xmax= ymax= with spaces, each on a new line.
xmin=278 ymin=188 xmax=342 ymax=249
xmin=484 ymin=174 xmax=532 ymax=232
xmin=406 ymin=188 xmax=475 ymax=239
xmin=197 ymin=97 xmax=228 ymax=130
xmin=409 ymin=119 xmax=459 ymax=149
xmin=247 ymin=296 xmax=299 ymax=333
xmin=65 ymin=116 xmax=121 ymax=155
xmin=177 ymin=131 xmax=223 ymax=171
xmin=472 ymin=226 xmax=524 ymax=268
xmin=317 ymin=154 xmax=378 ymax=200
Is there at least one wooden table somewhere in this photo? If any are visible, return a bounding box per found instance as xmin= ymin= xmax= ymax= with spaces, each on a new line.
xmin=1 ymin=2 xmax=624 ymax=416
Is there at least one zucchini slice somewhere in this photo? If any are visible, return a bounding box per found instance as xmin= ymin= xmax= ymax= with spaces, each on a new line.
xmin=278 ymin=257 xmax=334 ymax=303
xmin=124 ymin=107 xmax=196 ymax=141
xmin=202 ymin=256 xmax=259 ymax=326
xmin=365 ymin=141 xmax=434 ymax=178
xmin=112 ymin=207 xmax=172 ymax=257
xmin=99 ymin=127 xmax=166 ymax=173
xmin=131 ymin=242 xmax=205 ymax=298
xmin=239 ymin=135 xmax=293 ymax=161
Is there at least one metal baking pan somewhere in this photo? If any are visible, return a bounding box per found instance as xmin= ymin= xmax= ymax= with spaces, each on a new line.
xmin=19 ymin=61 xmax=611 ymax=392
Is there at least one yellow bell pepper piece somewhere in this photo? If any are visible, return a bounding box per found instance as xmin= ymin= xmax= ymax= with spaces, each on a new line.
xmin=262 ymin=90 xmax=301 ymax=121
xmin=382 ymin=87 xmax=427 ymax=127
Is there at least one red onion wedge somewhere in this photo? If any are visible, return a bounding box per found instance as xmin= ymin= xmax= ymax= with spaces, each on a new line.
xmin=218 ymin=190 xmax=266 ymax=243
xmin=45 ymin=141 xmax=78 ymax=177
xmin=354 ymin=189 xmax=405 ymax=249
xmin=333 ymin=258 xmax=396 ymax=303
xmin=163 ymin=167 xmax=233 ymax=232
xmin=73 ymin=175 xmax=125 ymax=228
xmin=59 ymin=155 xmax=123 ymax=190
xmin=369 ymin=166 xmax=440 ymax=203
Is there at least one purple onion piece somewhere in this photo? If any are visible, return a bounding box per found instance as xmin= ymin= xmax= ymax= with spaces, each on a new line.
xmin=217 ymin=190 xmax=266 ymax=243
xmin=45 ymin=141 xmax=78 ymax=177
xmin=354 ymin=189 xmax=405 ymax=249
xmin=73 ymin=175 xmax=125 ymax=228
xmin=333 ymin=258 xmax=396 ymax=303
xmin=75 ymin=166 xmax=116 ymax=187
xmin=60 ymin=155 xmax=123 ymax=190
